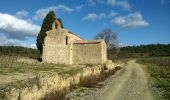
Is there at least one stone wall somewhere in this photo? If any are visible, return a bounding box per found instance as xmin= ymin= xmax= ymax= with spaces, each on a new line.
xmin=72 ymin=41 xmax=107 ymax=64
xmin=66 ymin=32 xmax=82 ymax=44
xmin=43 ymin=29 xmax=70 ymax=64
xmin=101 ymin=40 xmax=107 ymax=63
xmin=43 ymin=45 xmax=70 ymax=64
xmin=43 ymin=29 xmax=83 ymax=64
xmin=42 ymin=27 xmax=107 ymax=64
xmin=45 ymin=29 xmax=66 ymax=45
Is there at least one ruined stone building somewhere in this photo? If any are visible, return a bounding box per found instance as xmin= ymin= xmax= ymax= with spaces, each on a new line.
xmin=42 ymin=19 xmax=107 ymax=64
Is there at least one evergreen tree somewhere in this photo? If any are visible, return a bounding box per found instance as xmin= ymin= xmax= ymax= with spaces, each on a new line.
xmin=36 ymin=11 xmax=56 ymax=54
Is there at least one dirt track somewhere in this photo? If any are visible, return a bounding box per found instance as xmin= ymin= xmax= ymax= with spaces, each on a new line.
xmin=69 ymin=60 xmax=154 ymax=100
xmin=100 ymin=60 xmax=154 ymax=100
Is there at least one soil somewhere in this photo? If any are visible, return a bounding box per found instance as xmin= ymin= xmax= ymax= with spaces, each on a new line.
xmin=69 ymin=60 xmax=154 ymax=100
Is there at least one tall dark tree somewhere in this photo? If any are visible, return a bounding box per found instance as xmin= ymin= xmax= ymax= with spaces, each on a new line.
xmin=36 ymin=11 xmax=56 ymax=54
xmin=94 ymin=28 xmax=120 ymax=60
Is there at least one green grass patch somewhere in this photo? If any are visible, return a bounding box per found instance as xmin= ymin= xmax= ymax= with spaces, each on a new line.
xmin=0 ymin=63 xmax=69 ymax=75
xmin=137 ymin=57 xmax=170 ymax=99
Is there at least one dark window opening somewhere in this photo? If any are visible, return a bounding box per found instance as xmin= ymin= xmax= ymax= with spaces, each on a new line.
xmin=66 ymin=36 xmax=68 ymax=45
xmin=55 ymin=22 xmax=58 ymax=29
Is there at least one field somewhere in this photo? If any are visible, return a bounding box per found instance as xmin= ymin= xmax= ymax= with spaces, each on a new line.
xmin=0 ymin=54 xmax=125 ymax=100
xmin=0 ymin=55 xmax=86 ymax=76
xmin=0 ymin=55 xmax=88 ymax=99
xmin=138 ymin=57 xmax=170 ymax=99
xmin=0 ymin=56 xmax=82 ymax=74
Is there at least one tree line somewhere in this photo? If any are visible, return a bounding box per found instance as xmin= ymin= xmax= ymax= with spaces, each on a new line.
xmin=118 ymin=44 xmax=170 ymax=58
xmin=0 ymin=46 xmax=40 ymax=58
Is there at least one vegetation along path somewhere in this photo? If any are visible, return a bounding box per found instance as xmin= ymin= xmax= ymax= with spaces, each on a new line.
xmin=73 ymin=60 xmax=154 ymax=100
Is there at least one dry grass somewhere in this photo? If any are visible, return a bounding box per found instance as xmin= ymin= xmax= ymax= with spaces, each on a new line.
xmin=0 ymin=55 xmax=82 ymax=100
xmin=79 ymin=66 xmax=122 ymax=88
xmin=79 ymin=74 xmax=98 ymax=88
xmin=41 ymin=88 xmax=69 ymax=100
xmin=0 ymin=55 xmax=84 ymax=76
xmin=0 ymin=55 xmax=125 ymax=100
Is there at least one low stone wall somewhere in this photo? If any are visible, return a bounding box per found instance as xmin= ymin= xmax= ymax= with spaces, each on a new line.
xmin=5 ymin=62 xmax=124 ymax=100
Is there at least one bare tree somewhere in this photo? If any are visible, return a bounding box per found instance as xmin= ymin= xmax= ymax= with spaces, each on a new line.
xmin=94 ymin=28 xmax=120 ymax=60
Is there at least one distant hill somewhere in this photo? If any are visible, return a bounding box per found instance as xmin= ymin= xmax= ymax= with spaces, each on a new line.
xmin=0 ymin=46 xmax=40 ymax=58
xmin=118 ymin=44 xmax=170 ymax=58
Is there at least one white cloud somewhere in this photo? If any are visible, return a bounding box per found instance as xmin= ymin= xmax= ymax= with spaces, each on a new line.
xmin=56 ymin=4 xmax=74 ymax=12
xmin=87 ymin=0 xmax=104 ymax=6
xmin=111 ymin=12 xmax=149 ymax=28
xmin=99 ymin=13 xmax=107 ymax=19
xmin=82 ymin=13 xmax=98 ymax=21
xmin=34 ymin=5 xmax=74 ymax=20
xmin=82 ymin=11 xmax=118 ymax=21
xmin=109 ymin=11 xmax=118 ymax=17
xmin=75 ymin=5 xmax=84 ymax=11
xmin=0 ymin=12 xmax=40 ymax=40
xmin=16 ymin=10 xmax=29 ymax=18
xmin=34 ymin=6 xmax=57 ymax=20
xmin=107 ymin=0 xmax=131 ymax=10
xmin=29 ymin=44 xmax=36 ymax=49
xmin=82 ymin=13 xmax=106 ymax=21
xmin=0 ymin=36 xmax=36 ymax=48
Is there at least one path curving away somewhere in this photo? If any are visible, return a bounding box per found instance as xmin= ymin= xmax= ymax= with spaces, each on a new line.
xmin=99 ymin=60 xmax=154 ymax=100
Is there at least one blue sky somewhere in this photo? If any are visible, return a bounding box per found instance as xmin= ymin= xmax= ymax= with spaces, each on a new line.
xmin=0 ymin=0 xmax=169 ymax=48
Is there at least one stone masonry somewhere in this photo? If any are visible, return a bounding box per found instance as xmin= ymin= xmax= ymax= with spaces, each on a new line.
xmin=42 ymin=19 xmax=107 ymax=64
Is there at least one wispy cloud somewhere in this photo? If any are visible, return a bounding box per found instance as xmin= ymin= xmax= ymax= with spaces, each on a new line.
xmin=107 ymin=0 xmax=131 ymax=10
xmin=82 ymin=11 xmax=119 ymax=21
xmin=34 ymin=5 xmax=74 ymax=20
xmin=98 ymin=13 xmax=107 ymax=19
xmin=82 ymin=13 xmax=106 ymax=21
xmin=87 ymin=0 xmax=96 ymax=6
xmin=16 ymin=10 xmax=29 ymax=18
xmin=0 ymin=12 xmax=40 ymax=40
xmin=56 ymin=4 xmax=74 ymax=12
xmin=111 ymin=12 xmax=149 ymax=28
xmin=33 ymin=6 xmax=57 ymax=20
xmin=109 ymin=11 xmax=118 ymax=17
xmin=160 ymin=0 xmax=170 ymax=4
xmin=82 ymin=13 xmax=98 ymax=21
xmin=87 ymin=0 xmax=104 ymax=6
xmin=75 ymin=4 xmax=84 ymax=11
